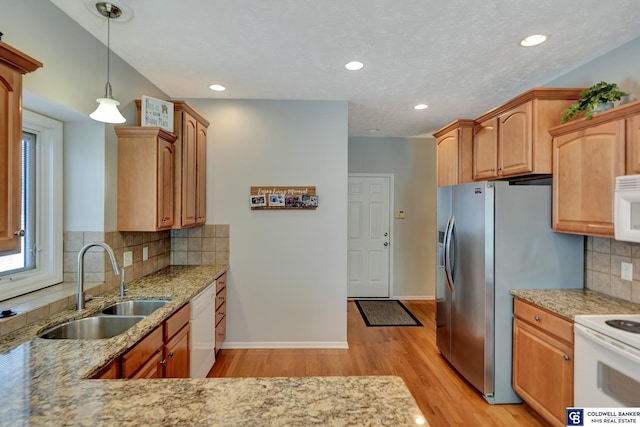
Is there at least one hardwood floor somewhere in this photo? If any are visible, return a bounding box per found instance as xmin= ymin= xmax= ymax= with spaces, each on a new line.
xmin=208 ymin=300 xmax=548 ymax=427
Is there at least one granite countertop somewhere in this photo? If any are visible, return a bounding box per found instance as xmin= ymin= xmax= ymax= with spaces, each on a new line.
xmin=0 ymin=265 xmax=426 ymax=426
xmin=511 ymin=289 xmax=640 ymax=321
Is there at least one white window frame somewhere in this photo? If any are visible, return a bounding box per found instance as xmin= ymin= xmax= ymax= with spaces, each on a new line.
xmin=0 ymin=110 xmax=63 ymax=300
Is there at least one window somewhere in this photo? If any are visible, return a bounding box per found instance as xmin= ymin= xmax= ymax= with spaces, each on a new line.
xmin=0 ymin=111 xmax=63 ymax=300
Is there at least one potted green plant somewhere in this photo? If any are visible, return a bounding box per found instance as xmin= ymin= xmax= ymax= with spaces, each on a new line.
xmin=561 ymin=81 xmax=629 ymax=123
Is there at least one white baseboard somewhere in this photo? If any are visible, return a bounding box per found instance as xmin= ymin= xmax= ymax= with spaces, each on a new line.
xmin=222 ymin=341 xmax=349 ymax=350
xmin=393 ymin=295 xmax=435 ymax=300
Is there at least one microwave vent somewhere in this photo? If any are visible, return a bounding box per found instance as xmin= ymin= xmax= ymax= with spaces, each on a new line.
xmin=616 ymin=175 xmax=640 ymax=191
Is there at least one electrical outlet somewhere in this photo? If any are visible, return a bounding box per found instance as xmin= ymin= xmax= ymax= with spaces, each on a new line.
xmin=621 ymin=262 xmax=633 ymax=281
xmin=123 ymin=251 xmax=133 ymax=267
xmin=395 ymin=210 xmax=406 ymax=219
xmin=143 ymin=246 xmax=149 ymax=261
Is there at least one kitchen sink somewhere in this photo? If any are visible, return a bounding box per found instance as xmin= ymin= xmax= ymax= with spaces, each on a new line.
xmin=101 ymin=299 xmax=169 ymax=316
xmin=38 ymin=315 xmax=145 ymax=340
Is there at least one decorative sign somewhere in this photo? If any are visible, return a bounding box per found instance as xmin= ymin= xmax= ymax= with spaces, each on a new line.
xmin=141 ymin=95 xmax=174 ymax=132
xmin=250 ymin=186 xmax=318 ymax=210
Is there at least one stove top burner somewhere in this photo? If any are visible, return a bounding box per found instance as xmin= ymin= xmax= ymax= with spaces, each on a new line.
xmin=605 ymin=319 xmax=640 ymax=334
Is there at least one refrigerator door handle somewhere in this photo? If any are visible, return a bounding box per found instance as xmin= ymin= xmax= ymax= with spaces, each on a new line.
xmin=444 ymin=215 xmax=455 ymax=292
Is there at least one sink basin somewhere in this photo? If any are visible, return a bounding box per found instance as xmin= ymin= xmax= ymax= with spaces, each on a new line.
xmin=38 ymin=315 xmax=145 ymax=340
xmin=101 ymin=299 xmax=169 ymax=316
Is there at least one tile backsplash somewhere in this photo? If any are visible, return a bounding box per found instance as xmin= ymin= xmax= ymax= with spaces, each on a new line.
xmin=171 ymin=224 xmax=229 ymax=266
xmin=585 ymin=236 xmax=640 ymax=303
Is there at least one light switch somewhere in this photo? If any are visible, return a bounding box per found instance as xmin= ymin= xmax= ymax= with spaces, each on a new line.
xmin=143 ymin=246 xmax=149 ymax=261
xmin=621 ymin=262 xmax=633 ymax=281
xmin=123 ymin=251 xmax=133 ymax=267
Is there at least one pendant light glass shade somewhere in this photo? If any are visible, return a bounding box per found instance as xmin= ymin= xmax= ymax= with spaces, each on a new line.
xmin=89 ymin=3 xmax=126 ymax=124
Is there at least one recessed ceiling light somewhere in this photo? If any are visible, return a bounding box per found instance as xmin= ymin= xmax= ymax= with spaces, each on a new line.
xmin=345 ymin=61 xmax=364 ymax=71
xmin=520 ymin=34 xmax=547 ymax=47
xmin=414 ymin=104 xmax=428 ymax=110
xmin=209 ymin=84 xmax=226 ymax=92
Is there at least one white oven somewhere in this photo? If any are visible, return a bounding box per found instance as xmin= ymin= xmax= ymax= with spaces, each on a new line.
xmin=614 ymin=175 xmax=640 ymax=243
xmin=574 ymin=314 xmax=640 ymax=407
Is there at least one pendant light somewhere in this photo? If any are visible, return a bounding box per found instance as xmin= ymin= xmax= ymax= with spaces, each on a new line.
xmin=90 ymin=2 xmax=126 ymax=124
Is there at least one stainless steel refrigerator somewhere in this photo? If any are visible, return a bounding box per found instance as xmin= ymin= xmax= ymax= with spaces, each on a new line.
xmin=436 ymin=180 xmax=583 ymax=404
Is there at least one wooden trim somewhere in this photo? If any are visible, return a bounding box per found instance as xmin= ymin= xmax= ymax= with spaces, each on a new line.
xmin=475 ymin=88 xmax=583 ymax=123
xmin=114 ymin=126 xmax=177 ymax=143
xmin=549 ymin=100 xmax=640 ymax=137
xmin=432 ymin=119 xmax=475 ymax=138
xmin=0 ymin=42 xmax=42 ymax=74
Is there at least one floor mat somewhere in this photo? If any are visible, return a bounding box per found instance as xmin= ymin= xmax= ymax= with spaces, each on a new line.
xmin=354 ymin=300 xmax=423 ymax=327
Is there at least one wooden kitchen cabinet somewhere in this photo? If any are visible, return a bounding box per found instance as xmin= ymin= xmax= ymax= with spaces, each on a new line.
xmin=0 ymin=42 xmax=41 ymax=253
xmin=628 ymin=113 xmax=640 ymax=174
xmin=433 ymin=119 xmax=474 ymax=187
xmin=121 ymin=303 xmax=191 ymax=379
xmin=215 ymin=272 xmax=227 ymax=353
xmin=135 ymin=100 xmax=209 ymax=229
xmin=512 ymin=298 xmax=573 ymax=427
xmin=116 ymin=127 xmax=177 ymax=231
xmin=92 ymin=359 xmax=120 ymax=379
xmin=549 ymin=101 xmax=640 ymax=237
xmin=472 ymin=88 xmax=582 ymax=180
xmin=172 ymin=102 xmax=209 ymax=228
xmin=473 ymin=117 xmax=498 ymax=180
xmin=163 ymin=302 xmax=191 ymax=378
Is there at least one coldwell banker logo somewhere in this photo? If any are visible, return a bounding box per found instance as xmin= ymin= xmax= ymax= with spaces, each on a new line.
xmin=567 ymin=408 xmax=584 ymax=426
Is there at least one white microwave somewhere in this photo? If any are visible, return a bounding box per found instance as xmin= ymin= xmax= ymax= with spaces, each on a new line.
xmin=614 ymin=174 xmax=640 ymax=243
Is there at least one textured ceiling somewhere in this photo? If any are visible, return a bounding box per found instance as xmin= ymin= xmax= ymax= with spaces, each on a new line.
xmin=51 ymin=0 xmax=640 ymax=137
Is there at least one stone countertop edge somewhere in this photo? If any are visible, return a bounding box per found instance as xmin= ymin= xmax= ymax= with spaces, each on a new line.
xmin=510 ymin=288 xmax=640 ymax=321
xmin=0 ymin=265 xmax=428 ymax=426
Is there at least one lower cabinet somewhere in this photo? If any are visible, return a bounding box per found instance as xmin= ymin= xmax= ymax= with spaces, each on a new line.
xmin=94 ymin=303 xmax=191 ymax=379
xmin=512 ymin=298 xmax=573 ymax=427
xmin=215 ymin=272 xmax=227 ymax=353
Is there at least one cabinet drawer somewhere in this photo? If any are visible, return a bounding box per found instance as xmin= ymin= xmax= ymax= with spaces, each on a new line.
xmin=215 ymin=285 xmax=226 ymax=311
xmin=215 ymin=315 xmax=226 ymax=353
xmin=122 ymin=326 xmax=163 ymax=378
xmin=165 ymin=302 xmax=190 ymax=341
xmin=216 ymin=272 xmax=227 ymax=293
xmin=215 ymin=302 xmax=226 ymax=326
xmin=131 ymin=350 xmax=163 ymax=379
xmin=514 ymin=298 xmax=573 ymax=343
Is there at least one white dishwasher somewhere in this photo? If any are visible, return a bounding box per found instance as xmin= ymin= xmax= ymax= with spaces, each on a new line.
xmin=190 ymin=280 xmax=216 ymax=378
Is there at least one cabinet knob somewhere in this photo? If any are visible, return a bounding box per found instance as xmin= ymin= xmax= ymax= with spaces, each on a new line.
xmin=168 ymin=352 xmax=174 ymax=358
xmin=219 ymin=311 xmax=225 ymax=316
xmin=534 ymin=316 xmax=541 ymax=321
xmin=217 ymin=333 xmax=224 ymax=337
xmin=160 ymin=359 xmax=167 ymax=366
xmin=13 ymin=230 xmax=25 ymax=237
xmin=563 ymin=355 xmax=571 ymax=361
xmin=161 ymin=217 xmax=168 ymax=222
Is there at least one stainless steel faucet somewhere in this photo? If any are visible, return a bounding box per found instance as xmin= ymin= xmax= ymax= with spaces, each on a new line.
xmin=77 ymin=242 xmax=120 ymax=311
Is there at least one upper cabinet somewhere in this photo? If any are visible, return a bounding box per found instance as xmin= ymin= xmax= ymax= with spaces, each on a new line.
xmin=116 ymin=127 xmax=177 ymax=231
xmin=433 ymin=120 xmax=474 ymax=187
xmin=550 ymin=101 xmax=640 ymax=237
xmin=0 ymin=42 xmax=41 ymax=253
xmin=136 ymin=100 xmax=209 ymax=229
xmin=472 ymin=88 xmax=583 ymax=180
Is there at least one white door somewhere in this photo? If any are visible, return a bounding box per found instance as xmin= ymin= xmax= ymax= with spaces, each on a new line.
xmin=347 ymin=175 xmax=391 ymax=298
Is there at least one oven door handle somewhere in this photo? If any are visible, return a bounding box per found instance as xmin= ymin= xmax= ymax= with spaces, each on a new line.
xmin=575 ymin=324 xmax=640 ymax=364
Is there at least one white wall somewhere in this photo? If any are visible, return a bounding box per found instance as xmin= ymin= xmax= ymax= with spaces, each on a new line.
xmin=187 ymin=99 xmax=349 ymax=347
xmin=2 ymin=0 xmax=168 ymax=232
xmin=349 ymin=137 xmax=436 ymax=298
xmin=545 ymin=36 xmax=640 ymax=100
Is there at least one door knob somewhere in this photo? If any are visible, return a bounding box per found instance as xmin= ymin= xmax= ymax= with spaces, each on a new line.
xmin=384 ymin=232 xmax=388 ymax=237
xmin=384 ymin=242 xmax=389 ymax=247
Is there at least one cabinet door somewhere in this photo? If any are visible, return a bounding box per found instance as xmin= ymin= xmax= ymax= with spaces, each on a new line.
xmin=157 ymin=137 xmax=175 ymax=229
xmin=215 ymin=314 xmax=226 ymax=354
xmin=121 ymin=326 xmax=163 ymax=378
xmin=437 ymin=129 xmax=459 ymax=187
xmin=195 ymin=121 xmax=207 ymax=224
xmin=499 ymin=101 xmax=532 ymax=176
xmin=473 ymin=118 xmax=498 ymax=180
xmin=552 ymin=120 xmax=626 ymax=236
xmin=131 ymin=350 xmax=164 ymax=379
xmin=513 ymin=318 xmax=573 ymax=427
xmin=92 ymin=359 xmax=120 ymax=379
xmin=0 ymin=61 xmax=22 ymax=253
xmin=181 ymin=112 xmax=198 ymax=227
xmin=164 ymin=324 xmax=190 ymax=378
xmin=628 ymin=114 xmax=640 ymax=174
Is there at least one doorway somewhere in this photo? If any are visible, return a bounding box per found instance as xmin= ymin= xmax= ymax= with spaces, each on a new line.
xmin=347 ymin=174 xmax=393 ymax=298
